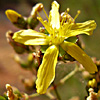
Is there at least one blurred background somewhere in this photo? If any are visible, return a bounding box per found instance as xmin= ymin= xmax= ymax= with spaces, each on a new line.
xmin=0 ymin=0 xmax=100 ymax=100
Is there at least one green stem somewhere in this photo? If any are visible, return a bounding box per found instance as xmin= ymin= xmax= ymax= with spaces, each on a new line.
xmin=52 ymin=83 xmax=61 ymax=100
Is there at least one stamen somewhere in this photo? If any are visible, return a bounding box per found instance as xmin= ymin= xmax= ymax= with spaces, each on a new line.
xmin=44 ymin=20 xmax=47 ymax=23
xmin=74 ymin=10 xmax=81 ymax=21
xmin=54 ymin=36 xmax=57 ymax=38
xmin=43 ymin=8 xmax=49 ymax=19
xmin=63 ymin=19 xmax=74 ymax=35
xmin=69 ymin=18 xmax=72 ymax=23
xmin=61 ymin=12 xmax=67 ymax=26
xmin=67 ymin=15 xmax=70 ymax=22
xmin=37 ymin=11 xmax=42 ymax=18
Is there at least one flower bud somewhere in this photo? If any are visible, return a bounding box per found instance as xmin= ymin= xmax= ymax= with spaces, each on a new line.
xmin=21 ymin=76 xmax=36 ymax=90
xmin=5 ymin=9 xmax=27 ymax=29
xmin=27 ymin=17 xmax=39 ymax=29
xmin=86 ymin=88 xmax=98 ymax=100
xmin=28 ymin=53 xmax=33 ymax=62
xmin=87 ymin=79 xmax=97 ymax=88
xmin=6 ymin=31 xmax=30 ymax=54
xmin=30 ymin=3 xmax=43 ymax=18
xmin=27 ymin=3 xmax=43 ymax=29
xmin=6 ymin=84 xmax=19 ymax=100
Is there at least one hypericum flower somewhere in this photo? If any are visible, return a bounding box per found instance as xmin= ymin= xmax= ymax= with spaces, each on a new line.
xmin=12 ymin=1 xmax=97 ymax=94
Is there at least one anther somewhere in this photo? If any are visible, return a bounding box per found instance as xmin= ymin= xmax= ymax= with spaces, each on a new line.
xmin=77 ymin=10 xmax=81 ymax=14
xmin=49 ymin=40 xmax=52 ymax=45
xmin=67 ymin=8 xmax=70 ymax=13
xmin=73 ymin=10 xmax=81 ymax=21
xmin=69 ymin=18 xmax=72 ymax=23
xmin=44 ymin=20 xmax=47 ymax=22
xmin=54 ymin=36 xmax=57 ymax=38
xmin=30 ymin=3 xmax=43 ymax=17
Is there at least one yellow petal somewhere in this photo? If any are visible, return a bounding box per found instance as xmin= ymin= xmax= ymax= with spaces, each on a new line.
xmin=36 ymin=45 xmax=59 ymax=94
xmin=61 ymin=41 xmax=98 ymax=73
xmin=65 ymin=20 xmax=96 ymax=37
xmin=13 ymin=29 xmax=48 ymax=45
xmin=5 ymin=9 xmax=22 ymax=23
xmin=49 ymin=1 xmax=60 ymax=29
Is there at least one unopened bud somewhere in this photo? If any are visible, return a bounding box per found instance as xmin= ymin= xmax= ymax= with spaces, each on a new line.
xmin=28 ymin=53 xmax=33 ymax=62
xmin=88 ymin=79 xmax=97 ymax=88
xmin=86 ymin=88 xmax=98 ymax=100
xmin=27 ymin=17 xmax=39 ymax=29
xmin=82 ymin=71 xmax=91 ymax=79
xmin=27 ymin=3 xmax=43 ymax=29
xmin=5 ymin=9 xmax=21 ymax=23
xmin=31 ymin=3 xmax=43 ymax=18
xmin=6 ymin=31 xmax=30 ymax=54
xmin=5 ymin=9 xmax=27 ymax=29
xmin=21 ymin=76 xmax=36 ymax=90
xmin=6 ymin=84 xmax=19 ymax=100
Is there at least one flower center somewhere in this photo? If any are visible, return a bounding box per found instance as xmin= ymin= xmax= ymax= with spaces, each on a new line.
xmin=48 ymin=32 xmax=65 ymax=45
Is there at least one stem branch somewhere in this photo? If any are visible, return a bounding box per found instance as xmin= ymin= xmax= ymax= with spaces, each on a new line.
xmin=60 ymin=64 xmax=79 ymax=84
xmin=29 ymin=93 xmax=39 ymax=98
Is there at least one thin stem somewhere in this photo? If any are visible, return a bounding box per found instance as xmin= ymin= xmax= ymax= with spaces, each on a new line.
xmin=60 ymin=64 xmax=79 ymax=84
xmin=46 ymin=92 xmax=56 ymax=100
xmin=24 ymin=64 xmax=80 ymax=100
xmin=52 ymin=83 xmax=61 ymax=100
xmin=29 ymin=93 xmax=39 ymax=98
xmin=46 ymin=64 xmax=80 ymax=100
xmin=24 ymin=93 xmax=39 ymax=99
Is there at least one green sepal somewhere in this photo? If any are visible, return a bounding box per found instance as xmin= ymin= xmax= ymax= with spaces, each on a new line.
xmin=27 ymin=17 xmax=39 ymax=29
xmin=13 ymin=90 xmax=22 ymax=98
xmin=59 ymin=46 xmax=66 ymax=57
xmin=20 ymin=63 xmax=29 ymax=69
xmin=13 ymin=45 xmax=28 ymax=54
xmin=13 ymin=17 xmax=27 ymax=29
xmin=63 ymin=53 xmax=75 ymax=61
xmin=41 ymin=45 xmax=49 ymax=53
xmin=65 ymin=36 xmax=78 ymax=43
xmin=59 ymin=46 xmax=75 ymax=61
xmin=11 ymin=42 xmax=30 ymax=54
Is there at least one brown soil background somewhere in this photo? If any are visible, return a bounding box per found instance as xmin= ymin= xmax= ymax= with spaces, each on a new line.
xmin=0 ymin=13 xmax=33 ymax=95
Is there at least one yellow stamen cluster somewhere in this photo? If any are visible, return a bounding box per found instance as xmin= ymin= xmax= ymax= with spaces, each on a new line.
xmin=41 ymin=8 xmax=81 ymax=46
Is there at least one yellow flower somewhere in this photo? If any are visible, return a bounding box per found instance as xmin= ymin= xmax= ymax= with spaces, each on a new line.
xmin=12 ymin=1 xmax=97 ymax=94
